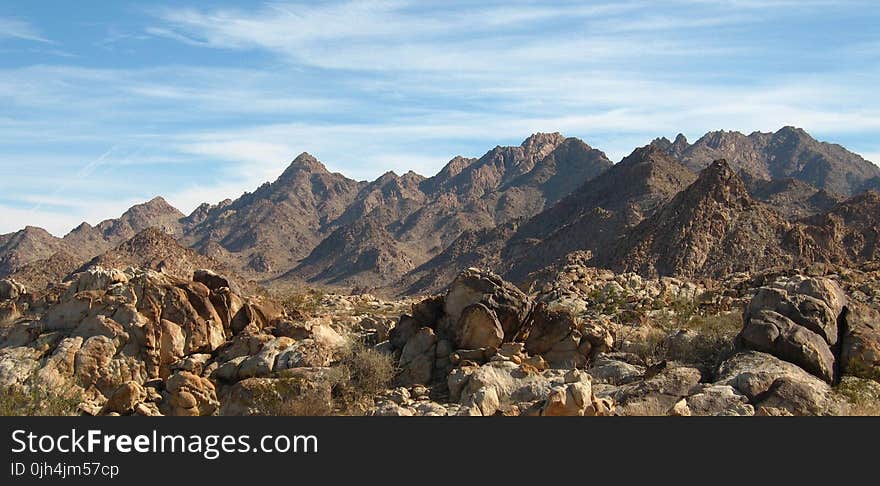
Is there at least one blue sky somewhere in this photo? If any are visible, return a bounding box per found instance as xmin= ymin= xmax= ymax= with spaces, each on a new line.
xmin=1 ymin=0 xmax=879 ymax=235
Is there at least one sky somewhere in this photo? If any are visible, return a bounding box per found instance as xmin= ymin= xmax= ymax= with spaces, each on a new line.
xmin=1 ymin=0 xmax=879 ymax=236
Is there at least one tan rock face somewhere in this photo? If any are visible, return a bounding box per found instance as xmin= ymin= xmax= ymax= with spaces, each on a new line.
xmin=163 ymin=371 xmax=219 ymax=416
xmin=457 ymin=303 xmax=504 ymax=350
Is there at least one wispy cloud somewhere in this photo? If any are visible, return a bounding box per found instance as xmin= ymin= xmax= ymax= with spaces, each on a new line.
xmin=0 ymin=17 xmax=50 ymax=43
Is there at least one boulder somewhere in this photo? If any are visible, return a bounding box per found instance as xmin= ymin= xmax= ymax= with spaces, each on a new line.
xmin=746 ymin=286 xmax=839 ymax=345
xmin=162 ymin=371 xmax=219 ymax=416
xmin=457 ymin=303 xmax=504 ymax=350
xmin=840 ymin=302 xmax=880 ymax=382
xmin=443 ymin=269 xmax=532 ymax=339
xmin=102 ymin=381 xmax=147 ymax=415
xmin=541 ymin=381 xmax=593 ymax=416
xmin=589 ymin=358 xmax=645 ymax=385
xmin=525 ymin=303 xmax=578 ymax=354
xmin=397 ymin=327 xmax=437 ymax=386
xmin=715 ymin=351 xmax=838 ymax=415
xmin=0 ymin=279 xmax=26 ymax=301
xmin=69 ymin=267 xmax=129 ymax=294
xmin=685 ymin=384 xmax=754 ymax=416
xmin=611 ymin=366 xmax=703 ymax=416
xmin=739 ymin=309 xmax=835 ymax=382
xmin=193 ymin=269 xmax=235 ymax=293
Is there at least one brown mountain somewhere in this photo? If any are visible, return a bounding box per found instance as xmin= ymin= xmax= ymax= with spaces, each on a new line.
xmin=0 ymin=226 xmax=67 ymax=277
xmin=606 ymin=159 xmax=797 ymax=278
xmin=79 ymin=227 xmax=244 ymax=287
xmin=502 ymin=145 xmax=697 ymax=283
xmin=62 ymin=196 xmax=185 ymax=261
xmin=738 ymin=170 xmax=843 ymax=219
xmin=398 ymin=145 xmax=695 ymax=293
xmin=287 ymin=133 xmax=612 ymax=288
xmin=787 ymin=191 xmax=880 ymax=265
xmin=180 ymin=153 xmax=365 ymax=277
xmin=652 ymin=126 xmax=880 ymax=197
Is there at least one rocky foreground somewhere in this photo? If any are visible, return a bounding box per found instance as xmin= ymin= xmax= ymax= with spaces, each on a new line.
xmin=1 ymin=261 xmax=879 ymax=416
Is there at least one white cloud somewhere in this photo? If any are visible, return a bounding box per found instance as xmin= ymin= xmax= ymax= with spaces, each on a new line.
xmin=0 ymin=17 xmax=50 ymax=43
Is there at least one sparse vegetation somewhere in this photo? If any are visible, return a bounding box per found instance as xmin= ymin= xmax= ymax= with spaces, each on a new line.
xmin=834 ymin=376 xmax=880 ymax=416
xmin=279 ymin=288 xmax=325 ymax=317
xmin=251 ymin=341 xmax=396 ymax=416
xmin=0 ymin=375 xmax=83 ymax=416
xmin=622 ymin=295 xmax=742 ymax=373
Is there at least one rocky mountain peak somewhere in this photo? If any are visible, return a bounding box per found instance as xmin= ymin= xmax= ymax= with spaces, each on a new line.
xmin=521 ymin=131 xmax=566 ymax=151
xmin=687 ymin=159 xmax=752 ymax=208
xmin=278 ymin=152 xmax=329 ymax=179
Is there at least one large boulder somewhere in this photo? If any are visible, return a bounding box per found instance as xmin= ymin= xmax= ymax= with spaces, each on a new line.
xmin=524 ymin=304 xmax=592 ymax=368
xmin=746 ymin=286 xmax=839 ymax=345
xmin=684 ymin=384 xmax=754 ymax=416
xmin=739 ymin=309 xmax=836 ymax=383
xmin=68 ymin=267 xmax=128 ymax=294
xmin=607 ymin=365 xmax=703 ymax=416
xmin=397 ymin=327 xmax=437 ymax=386
xmin=715 ymin=351 xmax=840 ymax=415
xmin=457 ymin=303 xmax=504 ymax=350
xmin=840 ymin=302 xmax=880 ymax=382
xmin=162 ymin=371 xmax=219 ymax=416
xmin=443 ymin=269 xmax=532 ymax=340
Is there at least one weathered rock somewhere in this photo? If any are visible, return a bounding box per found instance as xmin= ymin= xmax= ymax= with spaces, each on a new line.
xmin=74 ymin=335 xmax=117 ymax=391
xmin=541 ymin=381 xmax=593 ymax=416
xmin=457 ymin=303 xmax=504 ymax=350
xmin=716 ymin=351 xmax=838 ymax=415
xmin=525 ymin=303 xmax=577 ymax=355
xmin=443 ymin=269 xmax=532 ymax=339
xmin=0 ymin=346 xmax=41 ymax=386
xmin=68 ymin=267 xmax=128 ymax=294
xmin=397 ymin=327 xmax=437 ymax=386
xmin=746 ymin=286 xmax=839 ymax=345
xmin=101 ymin=381 xmax=146 ymax=415
xmin=0 ymin=279 xmax=26 ymax=301
xmin=238 ymin=337 xmax=294 ymax=379
xmin=611 ymin=366 xmax=703 ymax=416
xmin=193 ymin=269 xmax=235 ymax=293
xmin=470 ymin=386 xmax=500 ymax=416
xmin=460 ymin=360 xmax=555 ymax=406
xmin=840 ymin=302 xmax=880 ymax=381
xmin=739 ymin=309 xmax=835 ymax=382
xmin=589 ymin=358 xmax=645 ymax=385
xmin=685 ymin=384 xmax=754 ymax=416
xmin=162 ymin=371 xmax=219 ymax=416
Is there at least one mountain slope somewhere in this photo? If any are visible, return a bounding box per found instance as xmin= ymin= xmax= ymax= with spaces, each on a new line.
xmin=62 ymin=196 xmax=185 ymax=261
xmin=0 ymin=226 xmax=67 ymax=277
xmin=605 ymin=160 xmax=797 ymax=278
xmin=654 ymin=127 xmax=880 ymax=197
xmin=290 ymin=133 xmax=612 ymax=288
xmin=180 ymin=153 xmax=365 ymax=277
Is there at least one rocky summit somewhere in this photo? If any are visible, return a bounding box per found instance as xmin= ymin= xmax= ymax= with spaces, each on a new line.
xmin=2 ymin=127 xmax=879 ymax=416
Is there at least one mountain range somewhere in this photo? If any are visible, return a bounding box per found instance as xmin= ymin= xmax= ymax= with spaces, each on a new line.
xmin=2 ymin=126 xmax=879 ymax=295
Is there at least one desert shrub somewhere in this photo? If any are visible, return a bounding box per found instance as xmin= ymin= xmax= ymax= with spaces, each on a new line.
xmin=249 ymin=342 xmax=396 ymax=416
xmin=280 ymin=289 xmax=325 ymax=317
xmin=0 ymin=374 xmax=83 ymax=416
xmin=627 ymin=307 xmax=742 ymax=374
xmin=834 ymin=376 xmax=880 ymax=416
xmin=330 ymin=343 xmax=396 ymax=414
xmin=250 ymin=377 xmax=335 ymax=416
